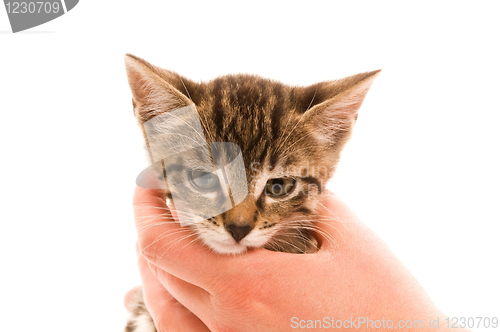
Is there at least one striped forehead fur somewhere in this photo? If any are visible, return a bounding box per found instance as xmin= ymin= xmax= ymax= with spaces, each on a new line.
xmin=129 ymin=56 xmax=377 ymax=184
xmin=126 ymin=53 xmax=380 ymax=188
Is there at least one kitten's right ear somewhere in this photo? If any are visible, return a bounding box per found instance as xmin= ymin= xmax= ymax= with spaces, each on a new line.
xmin=124 ymin=54 xmax=193 ymax=122
xmin=302 ymin=70 xmax=380 ymax=147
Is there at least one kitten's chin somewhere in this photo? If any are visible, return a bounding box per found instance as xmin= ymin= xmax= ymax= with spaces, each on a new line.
xmin=203 ymin=240 xmax=249 ymax=255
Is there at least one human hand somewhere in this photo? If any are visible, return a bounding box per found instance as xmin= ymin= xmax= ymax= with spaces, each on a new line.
xmin=132 ymin=186 xmax=470 ymax=332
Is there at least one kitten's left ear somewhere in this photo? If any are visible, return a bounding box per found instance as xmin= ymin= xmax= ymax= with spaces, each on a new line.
xmin=303 ymin=70 xmax=380 ymax=146
xmin=124 ymin=54 xmax=194 ymax=122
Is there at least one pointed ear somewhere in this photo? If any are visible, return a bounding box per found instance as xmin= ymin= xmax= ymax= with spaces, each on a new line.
xmin=124 ymin=54 xmax=193 ymax=122
xmin=303 ymin=70 xmax=380 ymax=146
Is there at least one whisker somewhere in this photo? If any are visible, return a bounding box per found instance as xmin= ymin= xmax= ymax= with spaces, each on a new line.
xmin=270 ymin=236 xmax=306 ymax=253
xmin=133 ymin=205 xmax=171 ymax=211
xmin=165 ymin=232 xmax=198 ymax=252
xmin=140 ymin=228 xmax=191 ymax=252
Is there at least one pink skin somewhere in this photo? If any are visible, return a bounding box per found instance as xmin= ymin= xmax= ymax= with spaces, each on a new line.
xmin=129 ymin=187 xmax=472 ymax=332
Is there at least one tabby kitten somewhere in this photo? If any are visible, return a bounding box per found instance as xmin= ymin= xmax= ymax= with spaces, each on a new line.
xmin=124 ymin=54 xmax=379 ymax=331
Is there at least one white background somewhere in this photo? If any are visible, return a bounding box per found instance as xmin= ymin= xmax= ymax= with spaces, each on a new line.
xmin=1 ymin=1 xmax=499 ymax=331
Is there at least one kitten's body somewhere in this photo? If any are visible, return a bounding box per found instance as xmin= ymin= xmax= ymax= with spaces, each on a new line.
xmin=124 ymin=54 xmax=379 ymax=331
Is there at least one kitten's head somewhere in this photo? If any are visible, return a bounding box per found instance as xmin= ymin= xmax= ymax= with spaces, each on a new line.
xmin=125 ymin=54 xmax=379 ymax=254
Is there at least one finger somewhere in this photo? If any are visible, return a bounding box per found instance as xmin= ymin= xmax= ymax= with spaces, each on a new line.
xmin=134 ymin=186 xmax=229 ymax=290
xmin=148 ymin=260 xmax=214 ymax=323
xmin=136 ymin=242 xmax=213 ymax=327
xmin=137 ymin=239 xmax=211 ymax=315
xmin=138 ymin=251 xmax=211 ymax=332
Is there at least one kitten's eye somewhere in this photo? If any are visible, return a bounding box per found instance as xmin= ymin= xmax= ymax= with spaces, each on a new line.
xmin=189 ymin=170 xmax=220 ymax=190
xmin=265 ymin=178 xmax=296 ymax=197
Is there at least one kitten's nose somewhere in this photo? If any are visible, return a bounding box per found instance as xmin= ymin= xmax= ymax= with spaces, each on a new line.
xmin=225 ymin=224 xmax=253 ymax=243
